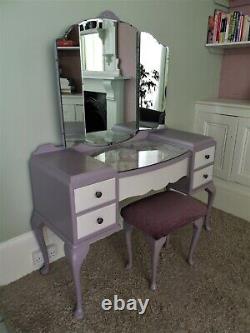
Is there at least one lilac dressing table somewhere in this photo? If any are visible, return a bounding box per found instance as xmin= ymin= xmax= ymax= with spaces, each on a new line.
xmin=30 ymin=12 xmax=216 ymax=319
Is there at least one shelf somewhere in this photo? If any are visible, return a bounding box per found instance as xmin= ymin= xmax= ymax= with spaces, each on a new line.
xmin=57 ymin=46 xmax=80 ymax=50
xmin=206 ymin=41 xmax=250 ymax=49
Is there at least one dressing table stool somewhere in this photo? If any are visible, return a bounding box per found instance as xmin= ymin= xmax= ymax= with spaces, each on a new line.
xmin=121 ymin=191 xmax=208 ymax=291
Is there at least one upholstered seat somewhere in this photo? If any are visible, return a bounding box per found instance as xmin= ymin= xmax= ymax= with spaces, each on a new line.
xmin=121 ymin=190 xmax=208 ymax=290
xmin=121 ymin=191 xmax=207 ymax=239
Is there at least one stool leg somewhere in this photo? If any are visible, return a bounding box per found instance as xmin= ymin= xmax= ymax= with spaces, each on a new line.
xmin=148 ymin=236 xmax=167 ymax=291
xmin=124 ymin=223 xmax=133 ymax=270
xmin=187 ymin=218 xmax=203 ymax=266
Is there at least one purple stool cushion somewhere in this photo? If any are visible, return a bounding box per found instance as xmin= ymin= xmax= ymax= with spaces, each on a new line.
xmin=121 ymin=191 xmax=207 ymax=239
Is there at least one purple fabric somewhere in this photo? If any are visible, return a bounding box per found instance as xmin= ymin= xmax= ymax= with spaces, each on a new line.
xmin=121 ymin=191 xmax=207 ymax=239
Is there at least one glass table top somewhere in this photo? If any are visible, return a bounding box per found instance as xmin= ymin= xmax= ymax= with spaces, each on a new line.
xmin=93 ymin=139 xmax=189 ymax=172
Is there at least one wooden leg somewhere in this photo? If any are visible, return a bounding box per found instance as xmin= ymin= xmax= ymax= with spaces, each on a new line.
xmin=205 ymin=182 xmax=216 ymax=231
xmin=124 ymin=223 xmax=133 ymax=270
xmin=64 ymin=242 xmax=89 ymax=320
xmin=187 ymin=218 xmax=203 ymax=266
xmin=148 ymin=236 xmax=167 ymax=291
xmin=31 ymin=211 xmax=50 ymax=275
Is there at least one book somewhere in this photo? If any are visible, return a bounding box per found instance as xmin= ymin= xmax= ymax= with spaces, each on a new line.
xmin=213 ymin=10 xmax=220 ymax=43
xmin=224 ymin=13 xmax=231 ymax=42
xmin=219 ymin=13 xmax=228 ymax=43
xmin=207 ymin=16 xmax=214 ymax=43
xmin=242 ymin=15 xmax=250 ymax=41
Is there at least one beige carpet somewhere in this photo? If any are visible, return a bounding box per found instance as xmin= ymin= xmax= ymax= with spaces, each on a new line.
xmin=0 ymin=208 xmax=250 ymax=333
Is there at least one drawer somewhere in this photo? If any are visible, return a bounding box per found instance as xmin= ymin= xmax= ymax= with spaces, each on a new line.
xmin=194 ymin=146 xmax=215 ymax=169
xmin=74 ymin=178 xmax=115 ymax=213
xmin=77 ymin=203 xmax=116 ymax=239
xmin=192 ymin=165 xmax=213 ymax=189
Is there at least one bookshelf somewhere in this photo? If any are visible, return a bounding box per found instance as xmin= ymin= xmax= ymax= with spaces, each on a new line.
xmin=206 ymin=41 xmax=250 ymax=48
xmin=57 ymin=46 xmax=80 ymax=50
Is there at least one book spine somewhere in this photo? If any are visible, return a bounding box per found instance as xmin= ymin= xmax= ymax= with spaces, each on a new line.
xmin=224 ymin=13 xmax=231 ymax=42
xmin=242 ymin=15 xmax=249 ymax=41
xmin=239 ymin=14 xmax=244 ymax=42
xmin=207 ymin=15 xmax=214 ymax=44
xmin=217 ymin=11 xmax=222 ymax=42
xmin=213 ymin=10 xmax=219 ymax=43
xmin=227 ymin=12 xmax=235 ymax=42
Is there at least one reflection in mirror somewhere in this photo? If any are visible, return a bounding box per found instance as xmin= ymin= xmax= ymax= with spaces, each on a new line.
xmin=55 ymin=14 xmax=169 ymax=147
xmin=139 ymin=32 xmax=169 ymax=128
xmin=78 ymin=18 xmax=139 ymax=145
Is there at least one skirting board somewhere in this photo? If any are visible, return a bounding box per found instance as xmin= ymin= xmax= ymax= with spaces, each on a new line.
xmin=0 ymin=228 xmax=64 ymax=286
xmin=194 ymin=177 xmax=250 ymax=222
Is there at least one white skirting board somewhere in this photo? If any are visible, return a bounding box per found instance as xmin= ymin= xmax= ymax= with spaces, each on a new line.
xmin=194 ymin=177 xmax=250 ymax=222
xmin=0 ymin=228 xmax=64 ymax=286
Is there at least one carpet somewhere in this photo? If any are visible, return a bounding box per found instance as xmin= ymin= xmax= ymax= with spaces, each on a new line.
xmin=0 ymin=208 xmax=250 ymax=333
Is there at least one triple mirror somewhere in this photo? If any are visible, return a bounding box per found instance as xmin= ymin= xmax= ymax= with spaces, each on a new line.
xmin=55 ymin=12 xmax=169 ymax=146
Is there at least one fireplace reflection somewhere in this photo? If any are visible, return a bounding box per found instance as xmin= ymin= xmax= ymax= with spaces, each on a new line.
xmin=84 ymin=91 xmax=107 ymax=133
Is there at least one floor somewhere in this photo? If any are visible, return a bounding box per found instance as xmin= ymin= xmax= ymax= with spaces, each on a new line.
xmin=0 ymin=208 xmax=250 ymax=333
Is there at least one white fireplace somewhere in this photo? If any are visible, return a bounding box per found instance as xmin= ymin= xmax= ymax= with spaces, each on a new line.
xmin=82 ymin=72 xmax=129 ymax=130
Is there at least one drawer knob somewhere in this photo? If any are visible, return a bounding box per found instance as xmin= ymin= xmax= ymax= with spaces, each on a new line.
xmin=95 ymin=191 xmax=102 ymax=198
xmin=97 ymin=217 xmax=104 ymax=224
xmin=203 ymin=174 xmax=208 ymax=179
xmin=205 ymin=154 xmax=210 ymax=159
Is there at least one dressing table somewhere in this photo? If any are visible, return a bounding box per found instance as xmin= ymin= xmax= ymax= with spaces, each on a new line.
xmin=30 ymin=11 xmax=216 ymax=319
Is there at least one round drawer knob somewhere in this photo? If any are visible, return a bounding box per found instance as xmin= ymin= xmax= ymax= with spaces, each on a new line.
xmin=205 ymin=154 xmax=210 ymax=159
xmin=97 ymin=217 xmax=103 ymax=224
xmin=95 ymin=191 xmax=102 ymax=198
xmin=203 ymin=174 xmax=208 ymax=179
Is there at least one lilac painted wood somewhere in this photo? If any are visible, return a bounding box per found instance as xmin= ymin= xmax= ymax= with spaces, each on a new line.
xmin=64 ymin=242 xmax=90 ymax=319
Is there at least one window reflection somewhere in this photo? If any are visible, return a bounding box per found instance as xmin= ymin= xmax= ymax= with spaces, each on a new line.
xmin=140 ymin=32 xmax=169 ymax=112
xmin=82 ymin=33 xmax=104 ymax=71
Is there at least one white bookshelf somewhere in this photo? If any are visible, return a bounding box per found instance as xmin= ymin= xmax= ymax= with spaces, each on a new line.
xmin=206 ymin=41 xmax=250 ymax=48
xmin=57 ymin=46 xmax=80 ymax=50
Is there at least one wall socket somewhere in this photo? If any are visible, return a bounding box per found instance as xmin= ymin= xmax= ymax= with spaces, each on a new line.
xmin=32 ymin=244 xmax=57 ymax=268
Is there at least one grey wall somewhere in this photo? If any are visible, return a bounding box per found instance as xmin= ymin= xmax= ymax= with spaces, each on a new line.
xmin=0 ymin=0 xmax=222 ymax=242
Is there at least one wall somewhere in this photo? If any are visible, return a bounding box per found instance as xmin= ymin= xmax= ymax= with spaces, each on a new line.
xmin=0 ymin=0 xmax=221 ymax=242
xmin=219 ymin=0 xmax=250 ymax=99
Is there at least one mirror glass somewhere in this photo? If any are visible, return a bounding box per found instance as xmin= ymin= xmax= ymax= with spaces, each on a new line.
xmin=56 ymin=14 xmax=169 ymax=147
xmin=79 ymin=18 xmax=138 ymax=145
xmin=139 ymin=32 xmax=169 ymax=128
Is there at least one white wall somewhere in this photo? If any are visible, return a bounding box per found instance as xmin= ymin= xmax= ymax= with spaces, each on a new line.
xmin=0 ymin=0 xmax=221 ymax=241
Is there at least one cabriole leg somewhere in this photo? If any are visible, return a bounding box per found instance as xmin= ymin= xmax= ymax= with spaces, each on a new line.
xmin=64 ymin=242 xmax=89 ymax=320
xmin=187 ymin=217 xmax=203 ymax=266
xmin=31 ymin=211 xmax=50 ymax=275
xmin=148 ymin=236 xmax=167 ymax=291
xmin=205 ymin=182 xmax=216 ymax=231
xmin=124 ymin=223 xmax=133 ymax=270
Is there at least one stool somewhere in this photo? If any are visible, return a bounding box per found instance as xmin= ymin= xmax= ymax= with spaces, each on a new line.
xmin=121 ymin=191 xmax=207 ymax=291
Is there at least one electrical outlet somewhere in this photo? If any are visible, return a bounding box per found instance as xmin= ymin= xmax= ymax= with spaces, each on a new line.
xmin=32 ymin=244 xmax=57 ymax=268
